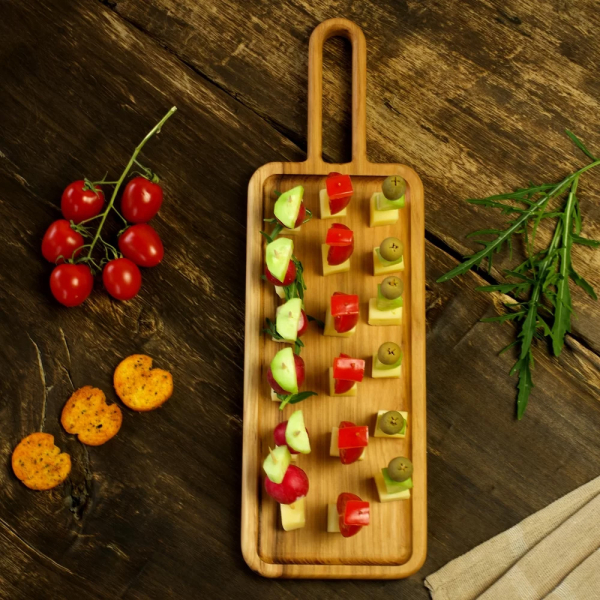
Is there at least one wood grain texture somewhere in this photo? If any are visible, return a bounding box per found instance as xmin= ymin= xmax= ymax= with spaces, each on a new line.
xmin=0 ymin=0 xmax=599 ymax=598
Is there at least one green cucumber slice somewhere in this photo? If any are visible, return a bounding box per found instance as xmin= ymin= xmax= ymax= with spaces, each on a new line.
xmin=374 ymin=353 xmax=403 ymax=371
xmin=382 ymin=469 xmax=413 ymax=494
xmin=270 ymin=347 xmax=298 ymax=394
xmin=276 ymin=298 xmax=302 ymax=342
xmin=285 ymin=410 xmax=311 ymax=454
xmin=376 ymin=192 xmax=405 ymax=211
xmin=266 ymin=237 xmax=294 ymax=282
xmin=274 ymin=186 xmax=304 ymax=229
xmin=376 ymin=285 xmax=404 ymax=311
xmin=263 ymin=445 xmax=291 ymax=484
xmin=376 ymin=248 xmax=403 ymax=267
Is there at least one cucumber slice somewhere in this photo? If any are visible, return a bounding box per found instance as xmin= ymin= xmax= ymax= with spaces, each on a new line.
xmin=285 ymin=410 xmax=311 ymax=454
xmin=376 ymin=192 xmax=405 ymax=211
xmin=376 ymin=284 xmax=404 ymax=311
xmin=276 ymin=298 xmax=302 ymax=342
xmin=263 ymin=445 xmax=291 ymax=484
xmin=374 ymin=353 xmax=403 ymax=371
xmin=270 ymin=347 xmax=298 ymax=394
xmin=381 ymin=469 xmax=413 ymax=494
xmin=266 ymin=237 xmax=294 ymax=282
xmin=274 ymin=186 xmax=304 ymax=229
xmin=376 ymin=248 xmax=403 ymax=267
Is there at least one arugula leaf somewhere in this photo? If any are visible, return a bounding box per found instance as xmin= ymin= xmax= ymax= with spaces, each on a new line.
xmin=278 ymin=391 xmax=317 ymax=410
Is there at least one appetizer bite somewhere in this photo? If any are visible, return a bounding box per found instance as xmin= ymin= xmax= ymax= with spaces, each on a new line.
xmin=273 ymin=185 xmax=310 ymax=234
xmin=374 ymin=410 xmax=408 ymax=439
xmin=374 ymin=456 xmax=413 ymax=503
xmin=274 ymin=412 xmax=311 ymax=462
xmin=373 ymin=236 xmax=404 ymax=276
xmin=265 ymin=237 xmax=296 ymax=286
xmin=372 ymin=342 xmax=403 ymax=379
xmin=327 ymin=493 xmax=370 ymax=536
xmin=322 ymin=224 xmax=354 ymax=276
xmin=324 ymin=292 xmax=359 ymax=337
xmin=330 ymin=421 xmax=368 ymax=464
xmin=320 ymin=172 xmax=353 ymax=219
xmin=268 ymin=347 xmax=316 ymax=409
xmin=264 ymin=298 xmax=307 ymax=350
xmin=329 ymin=353 xmax=365 ymax=397
xmin=369 ymin=275 xmax=404 ymax=326
xmin=370 ymin=175 xmax=406 ymax=227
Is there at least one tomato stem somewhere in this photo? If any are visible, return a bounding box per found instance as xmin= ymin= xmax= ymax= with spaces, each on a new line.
xmin=84 ymin=106 xmax=177 ymax=261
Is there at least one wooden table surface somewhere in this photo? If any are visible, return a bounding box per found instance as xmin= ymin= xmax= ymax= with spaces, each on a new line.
xmin=2 ymin=1 xmax=600 ymax=598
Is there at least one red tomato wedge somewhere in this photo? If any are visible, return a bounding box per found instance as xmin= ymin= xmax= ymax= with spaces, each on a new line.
xmin=338 ymin=421 xmax=364 ymax=465
xmin=326 ymin=224 xmax=354 ymax=265
xmin=331 ymin=292 xmax=359 ymax=334
xmin=334 ymin=379 xmax=356 ymax=394
xmin=336 ymin=492 xmax=362 ymax=538
xmin=333 ymin=356 xmax=365 ymax=383
xmin=326 ymin=173 xmax=353 ymax=215
xmin=337 ymin=426 xmax=368 ymax=449
xmin=343 ymin=501 xmax=370 ymax=526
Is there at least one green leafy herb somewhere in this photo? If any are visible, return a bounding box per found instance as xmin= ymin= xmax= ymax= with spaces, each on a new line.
xmin=278 ymin=391 xmax=318 ymax=410
xmin=306 ymin=314 xmax=325 ymax=328
xmin=437 ymin=131 xmax=600 ymax=419
xmin=262 ymin=317 xmax=304 ymax=355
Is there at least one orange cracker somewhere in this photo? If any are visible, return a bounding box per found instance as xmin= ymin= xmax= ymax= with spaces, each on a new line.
xmin=12 ymin=433 xmax=71 ymax=491
xmin=114 ymin=354 xmax=173 ymax=411
xmin=61 ymin=386 xmax=122 ymax=446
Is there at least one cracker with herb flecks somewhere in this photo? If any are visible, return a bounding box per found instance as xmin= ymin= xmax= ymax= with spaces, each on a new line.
xmin=61 ymin=386 xmax=122 ymax=446
xmin=12 ymin=433 xmax=71 ymax=491
xmin=114 ymin=354 xmax=173 ymax=411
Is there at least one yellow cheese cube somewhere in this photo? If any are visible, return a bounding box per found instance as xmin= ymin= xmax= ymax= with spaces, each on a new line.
xmin=371 ymin=353 xmax=402 ymax=379
xmin=373 ymin=248 xmax=404 ymax=276
xmin=324 ymin=307 xmax=357 ymax=338
xmin=329 ymin=427 xmax=365 ymax=460
xmin=320 ymin=188 xmax=348 ymax=220
xmin=322 ymin=244 xmax=350 ymax=276
xmin=281 ymin=498 xmax=306 ymax=531
xmin=370 ymin=194 xmax=399 ymax=227
xmin=328 ymin=368 xmax=357 ymax=397
xmin=327 ymin=503 xmax=340 ymax=533
xmin=271 ymin=389 xmax=280 ymax=402
xmin=274 ymin=286 xmax=286 ymax=299
xmin=368 ymin=297 xmax=403 ymax=326
xmin=374 ymin=410 xmax=408 ymax=439
xmin=290 ymin=453 xmax=297 ymax=462
xmin=374 ymin=471 xmax=411 ymax=503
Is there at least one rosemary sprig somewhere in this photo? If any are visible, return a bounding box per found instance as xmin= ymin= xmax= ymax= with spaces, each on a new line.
xmin=262 ymin=317 xmax=304 ymax=355
xmin=437 ymin=131 xmax=600 ymax=418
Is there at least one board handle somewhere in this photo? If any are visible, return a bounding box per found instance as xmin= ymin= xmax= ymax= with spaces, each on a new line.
xmin=307 ymin=18 xmax=367 ymax=167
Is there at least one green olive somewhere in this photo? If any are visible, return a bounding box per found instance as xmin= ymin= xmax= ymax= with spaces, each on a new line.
xmin=379 ymin=237 xmax=404 ymax=262
xmin=382 ymin=176 xmax=406 ymax=201
xmin=379 ymin=411 xmax=405 ymax=435
xmin=378 ymin=342 xmax=401 ymax=365
xmin=381 ymin=276 xmax=404 ymax=300
xmin=388 ymin=456 xmax=413 ymax=482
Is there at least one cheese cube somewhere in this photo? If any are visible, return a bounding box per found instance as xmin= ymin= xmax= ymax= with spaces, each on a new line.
xmin=370 ymin=194 xmax=399 ymax=227
xmin=271 ymin=389 xmax=281 ymax=402
xmin=327 ymin=504 xmax=340 ymax=533
xmin=322 ymin=244 xmax=350 ymax=276
xmin=290 ymin=453 xmax=297 ymax=462
xmin=373 ymin=248 xmax=404 ymax=276
xmin=324 ymin=307 xmax=356 ymax=338
xmin=320 ymin=188 xmax=348 ymax=220
xmin=330 ymin=427 xmax=365 ymax=460
xmin=368 ymin=297 xmax=403 ymax=326
xmin=329 ymin=368 xmax=357 ymax=397
xmin=281 ymin=498 xmax=306 ymax=531
xmin=275 ymin=286 xmax=286 ymax=299
xmin=374 ymin=471 xmax=411 ymax=503
xmin=374 ymin=410 xmax=408 ymax=438
xmin=371 ymin=354 xmax=402 ymax=379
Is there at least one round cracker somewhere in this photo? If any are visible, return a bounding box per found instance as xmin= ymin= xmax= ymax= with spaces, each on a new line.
xmin=12 ymin=433 xmax=71 ymax=491
xmin=114 ymin=354 xmax=173 ymax=411
xmin=61 ymin=386 xmax=122 ymax=446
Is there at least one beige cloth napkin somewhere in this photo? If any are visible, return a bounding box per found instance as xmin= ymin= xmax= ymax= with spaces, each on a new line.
xmin=425 ymin=476 xmax=600 ymax=600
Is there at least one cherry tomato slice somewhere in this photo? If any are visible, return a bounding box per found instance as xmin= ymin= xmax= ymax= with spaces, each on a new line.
xmin=331 ymin=293 xmax=359 ymax=333
xmin=61 ymin=181 xmax=104 ymax=223
xmin=50 ymin=264 xmax=94 ymax=307
xmin=326 ymin=173 xmax=353 ymax=216
xmin=42 ymin=220 xmax=84 ymax=264
xmin=337 ymin=426 xmax=368 ymax=449
xmin=336 ymin=491 xmax=361 ymax=516
xmin=264 ymin=260 xmax=296 ymax=286
xmin=337 ymin=422 xmax=364 ymax=465
xmin=102 ymin=258 xmax=142 ymax=301
xmin=333 ymin=356 xmax=365 ymax=382
xmin=326 ymin=224 xmax=353 ymax=246
xmin=326 ymin=224 xmax=354 ymax=265
xmin=121 ymin=176 xmax=163 ymax=223
xmin=334 ymin=378 xmax=356 ymax=394
xmin=344 ymin=501 xmax=370 ymax=526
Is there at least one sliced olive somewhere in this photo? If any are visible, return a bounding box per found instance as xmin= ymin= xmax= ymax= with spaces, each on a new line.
xmin=378 ymin=342 xmax=401 ymax=365
xmin=381 ymin=276 xmax=404 ymax=300
xmin=380 ymin=411 xmax=405 ymax=435
xmin=382 ymin=176 xmax=406 ymax=201
xmin=379 ymin=237 xmax=404 ymax=262
xmin=388 ymin=456 xmax=413 ymax=482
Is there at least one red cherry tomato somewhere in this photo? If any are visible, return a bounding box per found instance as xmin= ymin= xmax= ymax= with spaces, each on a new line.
xmin=118 ymin=224 xmax=164 ymax=268
xmin=333 ymin=355 xmax=365 ymax=382
xmin=338 ymin=421 xmax=364 ymax=465
xmin=121 ymin=177 xmax=163 ymax=223
xmin=61 ymin=181 xmax=104 ymax=223
xmin=50 ymin=264 xmax=94 ymax=307
xmin=42 ymin=220 xmax=85 ymax=264
xmin=297 ymin=310 xmax=308 ymax=337
xmin=327 ymin=224 xmax=354 ymax=265
xmin=337 ymin=426 xmax=368 ymax=449
xmin=102 ymin=258 xmax=142 ymax=301
xmin=336 ymin=492 xmax=362 ymax=538
xmin=266 ymin=354 xmax=305 ymax=394
xmin=331 ymin=292 xmax=359 ymax=333
xmin=264 ymin=260 xmax=296 ymax=286
xmin=326 ymin=173 xmax=353 ymax=215
xmin=334 ymin=379 xmax=356 ymax=395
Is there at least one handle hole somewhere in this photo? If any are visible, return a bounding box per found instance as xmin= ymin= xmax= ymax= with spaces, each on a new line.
xmin=321 ymin=36 xmax=352 ymax=163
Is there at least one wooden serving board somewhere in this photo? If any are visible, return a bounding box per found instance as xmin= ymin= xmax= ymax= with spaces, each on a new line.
xmin=242 ymin=18 xmax=426 ymax=579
